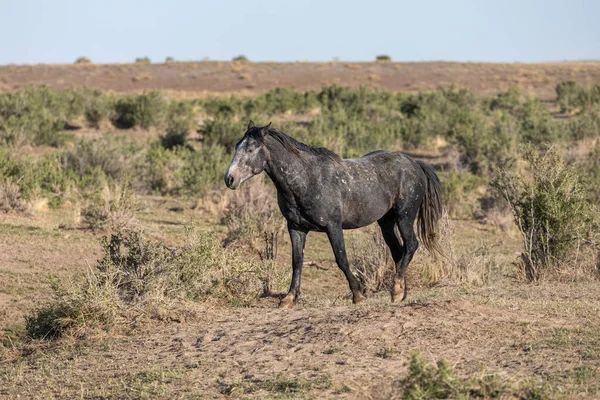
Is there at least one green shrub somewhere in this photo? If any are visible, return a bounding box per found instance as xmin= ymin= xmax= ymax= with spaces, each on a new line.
xmin=74 ymin=57 xmax=92 ymax=64
xmin=375 ymin=55 xmax=391 ymax=62
xmin=556 ymin=81 xmax=600 ymax=114
xmin=232 ymin=55 xmax=248 ymax=62
xmin=82 ymin=89 xmax=113 ymax=128
xmin=440 ymin=169 xmax=487 ymax=218
xmin=0 ymin=87 xmax=81 ymax=146
xmin=112 ymin=91 xmax=167 ymax=129
xmin=556 ymin=81 xmax=581 ymax=114
xmin=199 ymin=115 xmax=242 ymax=152
xmin=568 ymin=106 xmax=600 ymax=140
xmin=161 ymin=101 xmax=196 ymax=149
xmin=0 ymin=148 xmax=74 ymax=208
xmin=492 ymin=145 xmax=597 ymax=281
xmin=165 ymin=56 xmax=174 ymax=64
xmin=399 ymin=353 xmax=506 ymax=399
xmin=135 ymin=57 xmax=151 ymax=64
xmin=488 ymin=86 xmax=523 ymax=112
xmin=62 ymin=136 xmax=141 ymax=181
xmin=579 ymin=140 xmax=600 ymax=204
xmin=517 ymin=98 xmax=564 ymax=144
xmin=139 ymin=143 xmax=227 ymax=196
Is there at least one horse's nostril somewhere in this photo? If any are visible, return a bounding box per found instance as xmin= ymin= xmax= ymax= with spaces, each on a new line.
xmin=226 ymin=175 xmax=235 ymax=187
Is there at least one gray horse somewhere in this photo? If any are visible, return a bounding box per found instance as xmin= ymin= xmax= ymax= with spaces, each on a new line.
xmin=225 ymin=121 xmax=443 ymax=308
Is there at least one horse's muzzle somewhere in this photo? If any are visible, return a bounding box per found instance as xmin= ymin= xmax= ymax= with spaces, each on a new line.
xmin=224 ymin=172 xmax=237 ymax=189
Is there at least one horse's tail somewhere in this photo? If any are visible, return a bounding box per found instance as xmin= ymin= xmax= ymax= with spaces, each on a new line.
xmin=416 ymin=161 xmax=443 ymax=256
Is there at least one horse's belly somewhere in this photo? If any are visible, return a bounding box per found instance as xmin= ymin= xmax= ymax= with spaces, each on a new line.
xmin=341 ymin=189 xmax=392 ymax=229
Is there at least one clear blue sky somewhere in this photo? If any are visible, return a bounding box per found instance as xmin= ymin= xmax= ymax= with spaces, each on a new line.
xmin=1 ymin=0 xmax=598 ymax=64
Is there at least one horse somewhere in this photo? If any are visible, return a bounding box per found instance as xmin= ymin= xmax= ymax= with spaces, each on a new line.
xmin=224 ymin=121 xmax=443 ymax=308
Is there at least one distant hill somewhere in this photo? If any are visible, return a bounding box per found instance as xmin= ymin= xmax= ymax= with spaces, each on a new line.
xmin=1 ymin=60 xmax=599 ymax=99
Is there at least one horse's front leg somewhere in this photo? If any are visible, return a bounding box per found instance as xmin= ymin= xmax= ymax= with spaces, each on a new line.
xmin=279 ymin=224 xmax=307 ymax=309
xmin=326 ymin=224 xmax=366 ymax=305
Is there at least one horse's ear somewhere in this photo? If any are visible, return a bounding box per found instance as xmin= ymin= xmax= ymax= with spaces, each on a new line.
xmin=247 ymin=120 xmax=255 ymax=130
xmin=260 ymin=122 xmax=272 ymax=136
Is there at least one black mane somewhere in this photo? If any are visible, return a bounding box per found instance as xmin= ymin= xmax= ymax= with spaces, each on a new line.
xmin=248 ymin=127 xmax=341 ymax=162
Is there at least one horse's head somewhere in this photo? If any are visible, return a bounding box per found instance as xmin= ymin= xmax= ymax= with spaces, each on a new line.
xmin=224 ymin=120 xmax=271 ymax=190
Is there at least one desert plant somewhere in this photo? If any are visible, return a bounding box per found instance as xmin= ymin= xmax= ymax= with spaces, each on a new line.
xmin=165 ymin=56 xmax=174 ymax=64
xmin=556 ymin=80 xmax=582 ymax=114
xmin=349 ymin=227 xmax=394 ymax=294
xmin=82 ymin=89 xmax=113 ymax=127
xmin=135 ymin=57 xmax=151 ymax=64
xmin=62 ymin=136 xmax=140 ymax=181
xmin=0 ymin=179 xmax=24 ymax=211
xmin=232 ymin=55 xmax=248 ymax=63
xmin=26 ymin=226 xmax=277 ymax=339
xmin=74 ymin=57 xmax=92 ymax=64
xmin=579 ymin=140 xmax=600 ymax=204
xmin=375 ymin=55 xmax=391 ymax=62
xmin=82 ymin=182 xmax=139 ymax=231
xmin=161 ymin=101 xmax=196 ymax=149
xmin=221 ymin=178 xmax=284 ymax=247
xmin=399 ymin=353 xmax=506 ymax=399
xmin=112 ymin=91 xmax=167 ymax=129
xmin=492 ymin=145 xmax=597 ymax=281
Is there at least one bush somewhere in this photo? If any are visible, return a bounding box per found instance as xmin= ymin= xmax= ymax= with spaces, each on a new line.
xmin=375 ymin=55 xmax=391 ymax=62
xmin=0 ymin=148 xmax=74 ymax=209
xmin=161 ymin=101 xmax=196 ymax=149
xmin=139 ymin=143 xmax=227 ymax=196
xmin=0 ymin=179 xmax=24 ymax=211
xmin=568 ymin=106 xmax=600 ymax=140
xmin=221 ymin=178 xmax=284 ymax=246
xmin=0 ymin=86 xmax=82 ymax=146
xmin=349 ymin=227 xmax=394 ymax=294
xmin=492 ymin=145 xmax=598 ymax=281
xmin=232 ymin=55 xmax=248 ymax=63
xmin=398 ymin=353 xmax=506 ymax=399
xmin=165 ymin=56 xmax=174 ymax=64
xmin=556 ymin=81 xmax=600 ymax=114
xmin=26 ymin=227 xmax=280 ymax=339
xmin=440 ymin=169 xmax=487 ymax=218
xmin=199 ymin=115 xmax=242 ymax=152
xmin=74 ymin=57 xmax=92 ymax=64
xmin=112 ymin=91 xmax=167 ymax=129
xmin=82 ymin=182 xmax=139 ymax=231
xmin=135 ymin=57 xmax=151 ymax=64
xmin=579 ymin=140 xmax=600 ymax=204
xmin=556 ymin=81 xmax=581 ymax=114
xmin=62 ymin=136 xmax=140 ymax=181
xmin=82 ymin=89 xmax=113 ymax=128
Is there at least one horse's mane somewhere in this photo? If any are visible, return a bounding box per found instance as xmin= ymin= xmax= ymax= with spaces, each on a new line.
xmin=249 ymin=127 xmax=342 ymax=162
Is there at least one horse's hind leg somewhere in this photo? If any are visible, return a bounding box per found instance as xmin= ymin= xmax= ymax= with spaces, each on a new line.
xmin=377 ymin=214 xmax=405 ymax=303
xmin=395 ymin=216 xmax=419 ymax=302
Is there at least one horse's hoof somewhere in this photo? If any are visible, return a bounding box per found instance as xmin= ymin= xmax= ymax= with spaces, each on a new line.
xmin=278 ymin=295 xmax=295 ymax=309
xmin=391 ymin=281 xmax=404 ymax=303
xmin=353 ymin=292 xmax=366 ymax=304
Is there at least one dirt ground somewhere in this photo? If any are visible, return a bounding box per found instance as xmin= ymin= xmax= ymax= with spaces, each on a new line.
xmin=1 ymin=62 xmax=600 ymax=399
xmin=1 ymin=199 xmax=600 ymax=399
xmin=2 ymin=60 xmax=600 ymax=99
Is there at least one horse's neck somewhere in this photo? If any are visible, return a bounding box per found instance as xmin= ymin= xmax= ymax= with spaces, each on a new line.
xmin=264 ymin=150 xmax=311 ymax=197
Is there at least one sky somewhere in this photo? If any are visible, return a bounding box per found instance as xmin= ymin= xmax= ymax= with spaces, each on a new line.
xmin=1 ymin=0 xmax=598 ymax=65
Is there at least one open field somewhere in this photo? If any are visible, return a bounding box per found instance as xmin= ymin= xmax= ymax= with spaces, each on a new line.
xmin=1 ymin=65 xmax=600 ymax=399
xmin=2 ymin=60 xmax=600 ymax=99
